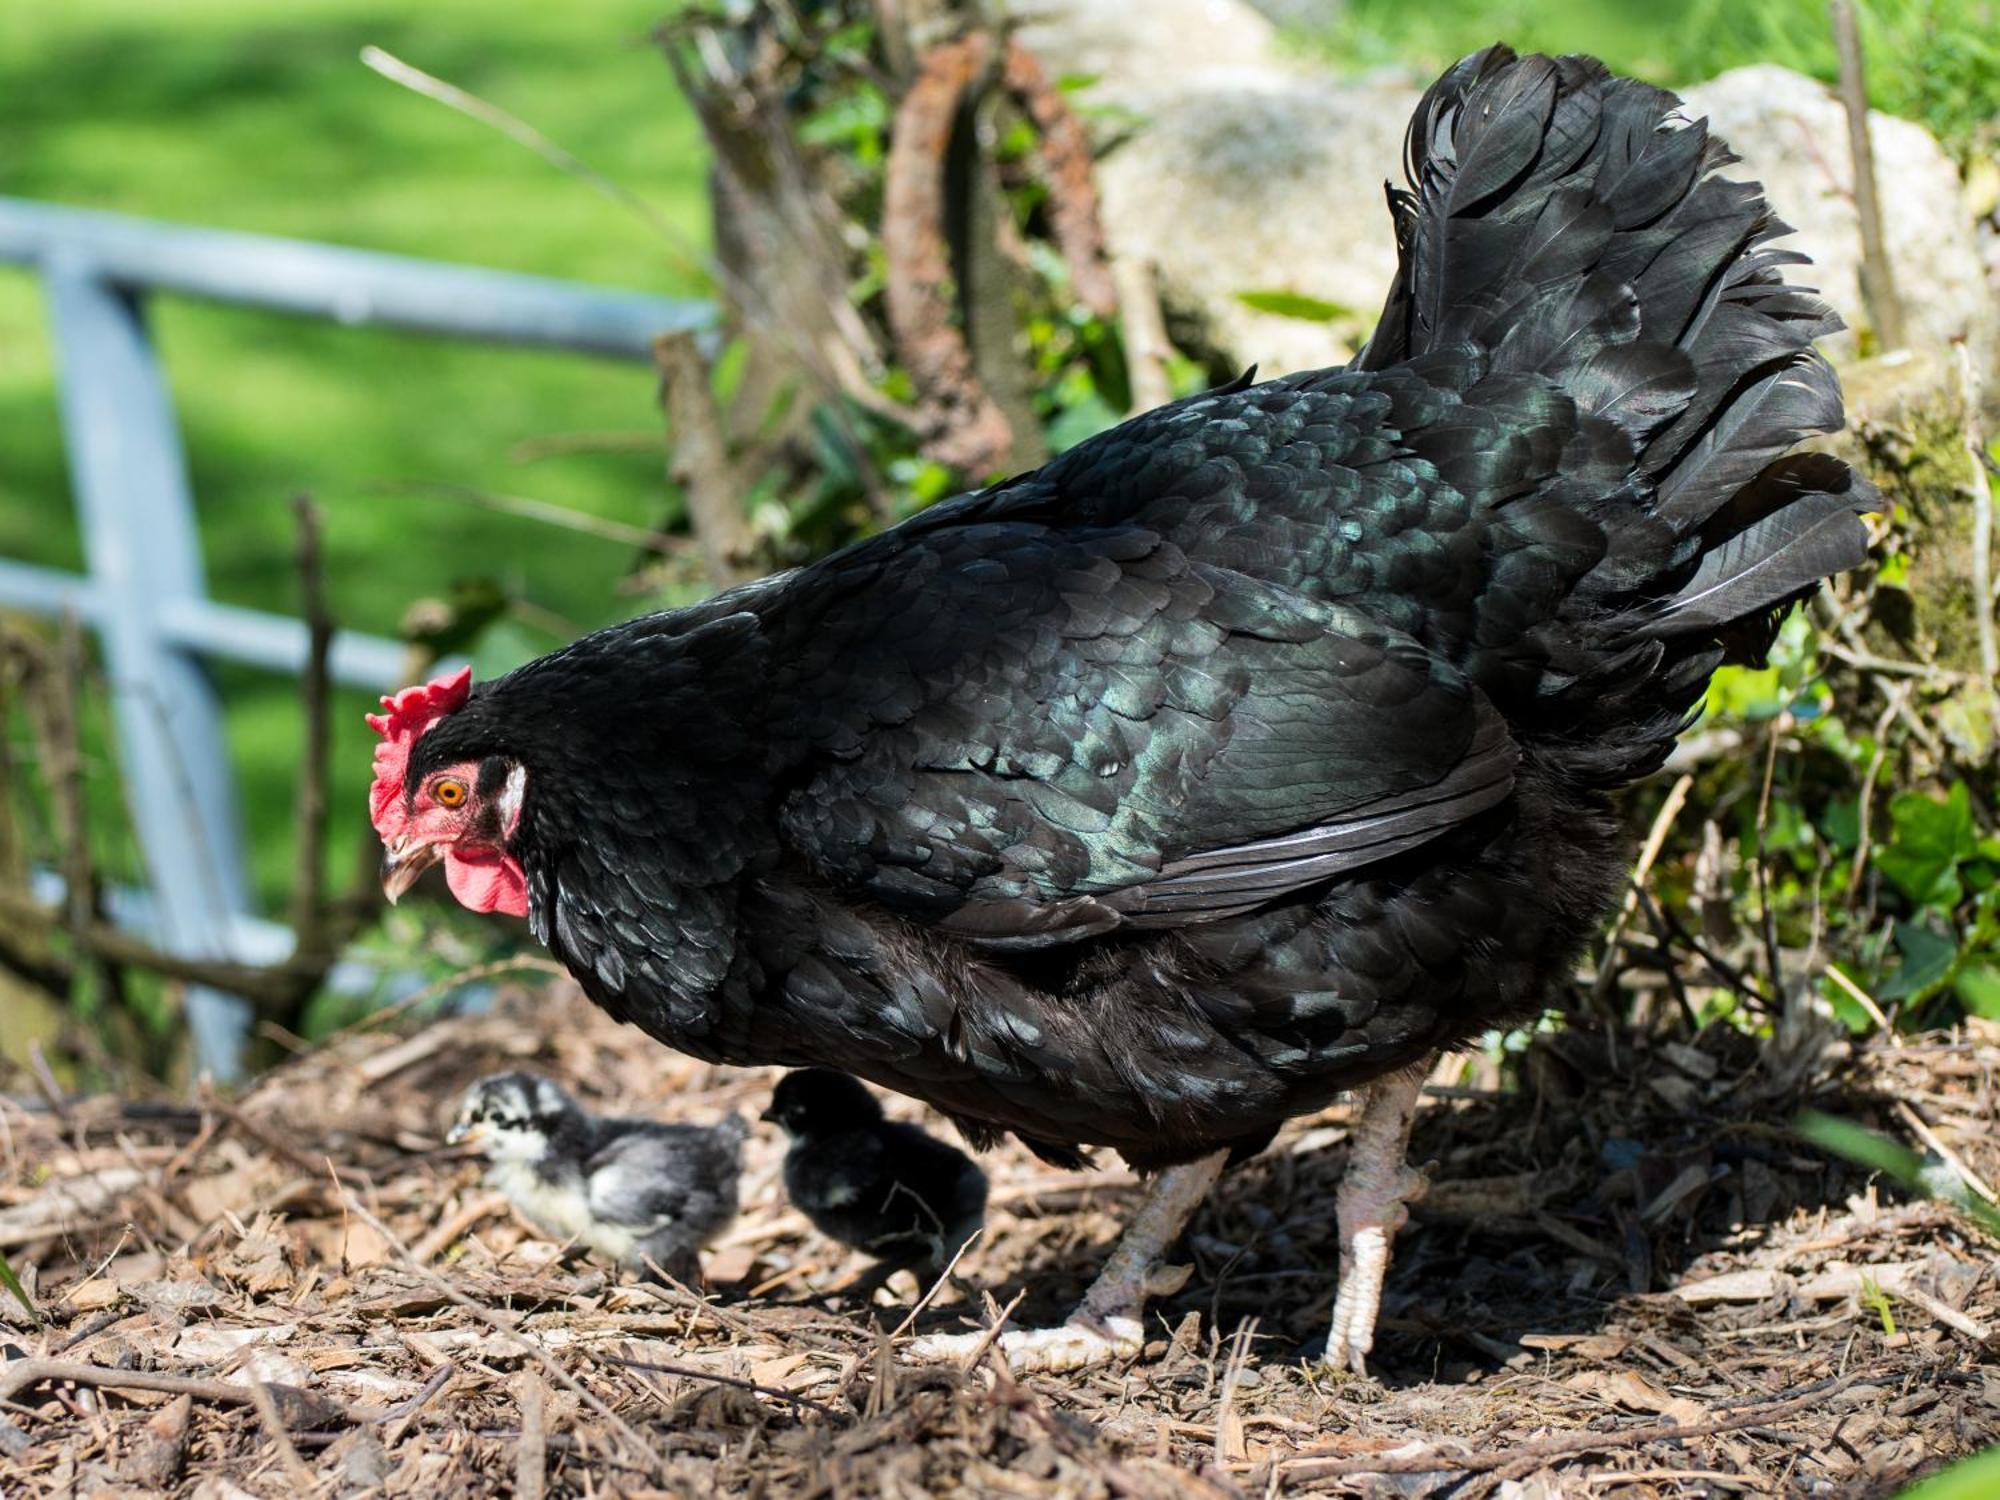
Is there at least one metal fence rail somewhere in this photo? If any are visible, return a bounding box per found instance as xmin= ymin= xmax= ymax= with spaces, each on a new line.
xmin=0 ymin=195 xmax=715 ymax=1080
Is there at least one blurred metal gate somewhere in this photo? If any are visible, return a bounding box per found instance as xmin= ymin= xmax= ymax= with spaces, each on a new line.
xmin=0 ymin=197 xmax=714 ymax=1079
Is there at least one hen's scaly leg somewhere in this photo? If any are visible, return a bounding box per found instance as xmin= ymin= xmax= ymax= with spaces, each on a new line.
xmin=1326 ymin=1062 xmax=1432 ymax=1375
xmin=908 ymin=1148 xmax=1229 ymax=1373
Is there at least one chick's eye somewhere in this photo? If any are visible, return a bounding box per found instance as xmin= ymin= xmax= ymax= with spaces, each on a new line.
xmin=434 ymin=779 xmax=467 ymax=809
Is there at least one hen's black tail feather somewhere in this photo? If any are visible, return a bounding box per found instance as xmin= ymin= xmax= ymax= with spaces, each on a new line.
xmin=1361 ymin=45 xmax=1875 ymax=669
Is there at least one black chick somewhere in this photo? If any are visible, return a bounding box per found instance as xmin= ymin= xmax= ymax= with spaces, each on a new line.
xmin=449 ymin=1072 xmax=745 ymax=1280
xmin=763 ymin=1070 xmax=987 ymax=1277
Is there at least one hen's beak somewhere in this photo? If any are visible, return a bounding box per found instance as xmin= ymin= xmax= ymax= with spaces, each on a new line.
xmin=380 ymin=838 xmax=443 ymax=904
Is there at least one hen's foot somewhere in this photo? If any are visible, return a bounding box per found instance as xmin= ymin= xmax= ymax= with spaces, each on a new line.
xmin=908 ymin=1314 xmax=1146 ymax=1372
xmin=1326 ymin=1064 xmax=1432 ymax=1376
xmin=907 ymin=1150 xmax=1227 ymax=1373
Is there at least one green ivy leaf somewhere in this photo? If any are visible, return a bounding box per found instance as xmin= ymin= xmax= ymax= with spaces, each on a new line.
xmin=1878 ymin=921 xmax=1958 ymax=1002
xmin=1045 ymin=391 xmax=1122 ymax=454
xmin=1894 ymin=1445 xmax=2000 ymax=1500
xmin=1820 ymin=797 xmax=1861 ymax=854
xmin=1955 ymin=963 xmax=2000 ymax=1020
xmin=1705 ymin=663 xmax=1785 ymax=721
xmin=1235 ymin=289 xmax=1356 ymax=322
xmin=1877 ymin=784 xmax=1977 ymax=909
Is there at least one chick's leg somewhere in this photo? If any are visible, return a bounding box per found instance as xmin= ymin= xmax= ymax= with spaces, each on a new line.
xmin=1327 ymin=1062 xmax=1431 ymax=1375
xmin=908 ymin=1147 xmax=1228 ymax=1373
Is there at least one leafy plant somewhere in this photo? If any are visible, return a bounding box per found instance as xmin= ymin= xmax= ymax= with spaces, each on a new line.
xmin=1858 ymin=1271 xmax=1897 ymax=1335
xmin=1235 ymin=289 xmax=1357 ymax=322
xmin=0 ymin=1246 xmax=38 ymax=1326
xmin=1893 ymin=1446 xmax=2000 ymax=1500
xmin=1795 ymin=1110 xmax=2000 ymax=1239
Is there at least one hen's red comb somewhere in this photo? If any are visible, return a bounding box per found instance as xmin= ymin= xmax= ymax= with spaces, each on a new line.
xmin=367 ymin=665 xmax=472 ymax=835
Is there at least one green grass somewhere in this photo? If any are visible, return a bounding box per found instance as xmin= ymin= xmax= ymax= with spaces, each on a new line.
xmin=1288 ymin=0 xmax=2000 ymax=154
xmin=0 ymin=0 xmax=711 ymax=904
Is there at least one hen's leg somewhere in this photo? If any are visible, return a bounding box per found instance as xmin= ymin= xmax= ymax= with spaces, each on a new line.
xmin=1326 ymin=1062 xmax=1431 ymax=1375
xmin=908 ymin=1148 xmax=1228 ymax=1373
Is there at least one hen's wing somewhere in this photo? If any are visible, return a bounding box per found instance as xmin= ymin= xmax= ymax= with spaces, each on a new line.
xmin=764 ymin=509 xmax=1516 ymax=948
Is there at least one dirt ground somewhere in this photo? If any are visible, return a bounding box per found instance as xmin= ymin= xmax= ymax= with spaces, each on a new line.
xmin=2 ymin=981 xmax=1996 ymax=1498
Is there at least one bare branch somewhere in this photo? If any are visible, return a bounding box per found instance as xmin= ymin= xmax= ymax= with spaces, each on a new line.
xmin=1002 ymin=38 xmax=1116 ymax=319
xmin=1954 ymin=342 xmax=1999 ymax=724
xmin=359 ymin=46 xmax=700 ymax=272
xmin=287 ymin=497 xmax=333 ymax=961
xmin=883 ymin=33 xmax=1016 ymax=476
xmin=657 ymin=332 xmax=760 ymax=590
xmin=0 ymin=886 xmax=341 ymax=1014
xmin=1829 ymin=1 xmax=1907 ymax=350
xmin=1111 ymin=254 xmax=1176 ymax=414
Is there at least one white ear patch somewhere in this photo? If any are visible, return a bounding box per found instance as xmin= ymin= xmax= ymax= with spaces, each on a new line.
xmin=498 ymin=762 xmax=528 ymax=837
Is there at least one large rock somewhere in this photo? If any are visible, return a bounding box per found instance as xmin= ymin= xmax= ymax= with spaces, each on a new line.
xmin=1093 ymin=74 xmax=1416 ymax=375
xmin=1002 ymin=0 xmax=1288 ymax=109
xmin=1023 ymin=10 xmax=1991 ymax=380
xmin=1008 ymin=0 xmax=1395 ymax=374
xmin=1669 ymin=66 xmax=1989 ymax=362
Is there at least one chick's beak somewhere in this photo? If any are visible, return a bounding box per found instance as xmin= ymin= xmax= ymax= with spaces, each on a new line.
xmin=446 ymin=1117 xmax=482 ymax=1146
xmin=380 ymin=837 xmax=444 ymax=904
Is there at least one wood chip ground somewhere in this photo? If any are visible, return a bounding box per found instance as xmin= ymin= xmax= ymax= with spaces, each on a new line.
xmin=3 ymin=983 xmax=1995 ymax=1497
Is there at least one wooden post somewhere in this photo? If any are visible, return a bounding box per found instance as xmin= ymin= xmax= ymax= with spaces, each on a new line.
xmin=1830 ymin=0 xmax=1907 ymax=351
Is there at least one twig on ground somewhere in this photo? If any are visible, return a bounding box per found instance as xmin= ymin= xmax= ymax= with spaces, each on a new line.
xmin=366 ymin=1362 xmax=455 ymax=1428
xmin=247 ymin=1378 xmax=320 ymax=1491
xmin=604 ymin=1351 xmax=842 ymax=1419
xmin=1213 ymin=1317 xmax=1257 ymax=1467
xmin=323 ymin=1161 xmax=667 ymax=1475
xmin=515 ymin=1372 xmax=548 ymax=1500
xmin=1881 ymin=1271 xmax=1993 ymax=1342
xmin=880 ymin=1227 xmax=983 ymax=1347
xmin=1253 ymin=1371 xmax=1865 ymax=1483
xmin=410 ymin=1192 xmax=512 ymax=1264
xmin=1894 ymin=1099 xmax=1998 ymax=1204
xmin=958 ymin=1287 xmax=1029 ymax=1374
xmin=0 ymin=1359 xmax=315 ymax=1416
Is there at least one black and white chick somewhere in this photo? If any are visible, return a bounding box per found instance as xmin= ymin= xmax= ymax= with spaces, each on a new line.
xmin=762 ymin=1069 xmax=988 ymax=1279
xmin=449 ymin=1072 xmax=745 ymax=1280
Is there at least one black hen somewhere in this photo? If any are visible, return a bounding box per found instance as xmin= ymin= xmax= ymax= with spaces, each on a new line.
xmin=763 ymin=1069 xmax=989 ymax=1279
xmin=376 ymin=48 xmax=1874 ymax=1372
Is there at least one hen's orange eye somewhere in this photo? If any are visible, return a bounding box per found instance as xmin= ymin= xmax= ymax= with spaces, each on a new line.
xmin=434 ymin=779 xmax=468 ymax=809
